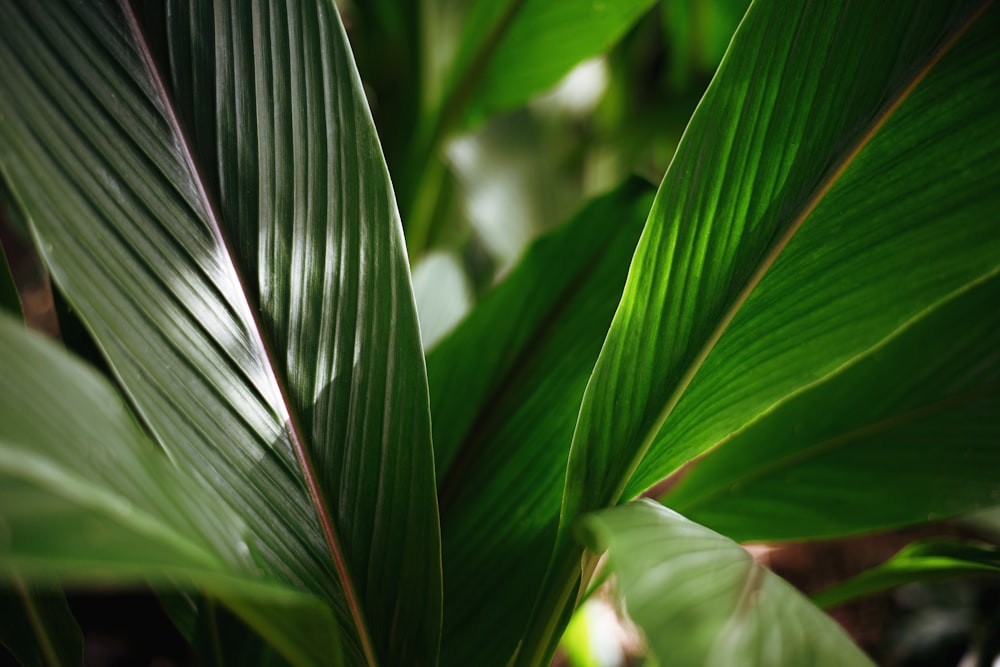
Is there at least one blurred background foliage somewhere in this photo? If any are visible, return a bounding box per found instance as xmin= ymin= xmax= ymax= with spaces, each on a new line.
xmin=337 ymin=0 xmax=750 ymax=348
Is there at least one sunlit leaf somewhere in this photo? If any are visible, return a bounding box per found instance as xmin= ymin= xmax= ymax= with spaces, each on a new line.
xmin=518 ymin=2 xmax=1000 ymax=662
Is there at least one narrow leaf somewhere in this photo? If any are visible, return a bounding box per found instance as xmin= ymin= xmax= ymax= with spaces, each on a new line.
xmin=812 ymin=539 xmax=1000 ymax=609
xmin=0 ymin=2 xmax=442 ymax=664
xmin=580 ymin=501 xmax=874 ymax=666
xmin=664 ymin=273 xmax=1000 ymax=540
xmin=520 ymin=2 xmax=999 ymax=661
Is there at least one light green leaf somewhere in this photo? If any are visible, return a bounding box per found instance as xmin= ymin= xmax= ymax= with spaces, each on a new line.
xmin=572 ymin=0 xmax=1000 ymax=526
xmin=428 ymin=179 xmax=654 ymax=665
xmin=580 ymin=501 xmax=874 ymax=667
xmin=812 ymin=539 xmax=1000 ymax=610
xmin=0 ymin=313 xmax=340 ymax=667
xmin=518 ymin=1 xmax=1000 ymax=661
xmin=624 ymin=0 xmax=1000 ymax=506
xmin=0 ymin=2 xmax=440 ymax=664
xmin=664 ymin=273 xmax=1000 ymax=540
xmin=0 ymin=575 xmax=82 ymax=667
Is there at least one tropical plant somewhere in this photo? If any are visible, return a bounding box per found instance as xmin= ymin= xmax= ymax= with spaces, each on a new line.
xmin=1 ymin=0 xmax=998 ymax=666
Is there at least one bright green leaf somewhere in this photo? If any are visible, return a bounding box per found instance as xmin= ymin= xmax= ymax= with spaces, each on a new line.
xmin=664 ymin=273 xmax=1000 ymax=540
xmin=519 ymin=1 xmax=1000 ymax=662
xmin=580 ymin=501 xmax=874 ymax=666
xmin=813 ymin=539 xmax=1000 ymax=610
xmin=624 ymin=0 xmax=1000 ymax=504
xmin=0 ymin=2 xmax=441 ymax=664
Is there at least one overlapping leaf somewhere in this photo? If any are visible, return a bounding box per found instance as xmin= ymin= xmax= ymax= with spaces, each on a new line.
xmin=579 ymin=501 xmax=873 ymax=666
xmin=518 ymin=1 xmax=999 ymax=661
xmin=428 ymin=180 xmax=654 ymax=665
xmin=0 ymin=314 xmax=340 ymax=666
xmin=664 ymin=274 xmax=1000 ymax=540
xmin=0 ymin=1 xmax=441 ymax=664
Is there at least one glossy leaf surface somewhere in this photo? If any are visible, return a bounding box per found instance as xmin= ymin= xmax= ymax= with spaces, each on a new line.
xmin=0 ymin=2 xmax=440 ymax=664
xmin=580 ymin=501 xmax=874 ymax=666
xmin=428 ymin=179 xmax=655 ymax=665
xmin=512 ymin=2 xmax=1000 ymax=662
xmin=565 ymin=0 xmax=999 ymax=526
xmin=813 ymin=539 xmax=1000 ymax=609
xmin=665 ymin=274 xmax=1000 ymax=540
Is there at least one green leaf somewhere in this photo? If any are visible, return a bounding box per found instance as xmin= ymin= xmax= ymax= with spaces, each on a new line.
xmin=572 ymin=0 xmax=1000 ymax=524
xmin=663 ymin=273 xmax=1000 ymax=540
xmin=0 ymin=575 xmax=82 ymax=667
xmin=428 ymin=179 xmax=655 ymax=665
xmin=520 ymin=1 xmax=1000 ymax=661
xmin=0 ymin=312 xmax=341 ymax=667
xmin=623 ymin=0 xmax=1000 ymax=506
xmin=439 ymin=0 xmax=658 ymax=126
xmin=0 ymin=2 xmax=441 ymax=665
xmin=812 ymin=539 xmax=1000 ymax=610
xmin=580 ymin=501 xmax=874 ymax=666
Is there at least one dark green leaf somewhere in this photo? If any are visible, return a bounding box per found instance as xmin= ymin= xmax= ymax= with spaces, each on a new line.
xmin=0 ymin=1 xmax=440 ymax=664
xmin=428 ymin=179 xmax=655 ymax=665
xmin=580 ymin=501 xmax=873 ymax=666
xmin=0 ymin=575 xmax=82 ymax=667
xmin=813 ymin=539 xmax=1000 ymax=609
xmin=0 ymin=313 xmax=341 ymax=667
xmin=664 ymin=274 xmax=1000 ymax=540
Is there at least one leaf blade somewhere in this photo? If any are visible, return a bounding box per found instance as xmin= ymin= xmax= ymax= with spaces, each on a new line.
xmin=580 ymin=501 xmax=874 ymax=666
xmin=0 ymin=1 xmax=442 ymax=663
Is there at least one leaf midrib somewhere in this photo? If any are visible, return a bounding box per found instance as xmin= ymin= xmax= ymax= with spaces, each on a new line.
xmin=117 ymin=3 xmax=377 ymax=664
xmin=616 ymin=0 xmax=993 ymax=504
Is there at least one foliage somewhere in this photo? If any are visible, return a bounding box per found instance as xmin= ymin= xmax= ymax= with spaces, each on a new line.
xmin=0 ymin=0 xmax=998 ymax=666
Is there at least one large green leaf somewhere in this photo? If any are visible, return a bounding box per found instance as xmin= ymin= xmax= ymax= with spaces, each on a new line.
xmin=520 ymin=1 xmax=1000 ymax=661
xmin=579 ymin=501 xmax=874 ymax=666
xmin=812 ymin=539 xmax=1000 ymax=609
xmin=0 ymin=313 xmax=340 ymax=667
xmin=0 ymin=576 xmax=82 ymax=667
xmin=427 ymin=179 xmax=654 ymax=665
xmin=664 ymin=273 xmax=1000 ymax=540
xmin=0 ymin=2 xmax=441 ymax=664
